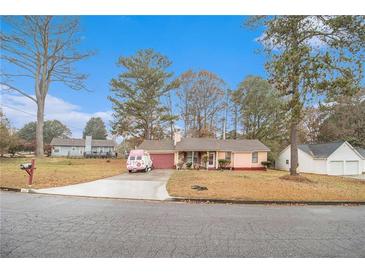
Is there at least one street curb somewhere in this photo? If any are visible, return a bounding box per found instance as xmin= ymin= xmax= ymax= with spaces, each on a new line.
xmin=1 ymin=188 xmax=37 ymax=193
xmin=170 ymin=197 xmax=365 ymax=205
xmin=2 ymin=189 xmax=364 ymax=206
xmin=0 ymin=187 xmax=21 ymax=192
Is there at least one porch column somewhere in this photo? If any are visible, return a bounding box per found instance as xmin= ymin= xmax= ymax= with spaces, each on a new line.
xmin=215 ymin=151 xmax=219 ymax=169
xmin=192 ymin=151 xmax=194 ymax=165
xmin=207 ymin=151 xmax=209 ymax=170
xmin=174 ymin=152 xmax=179 ymax=169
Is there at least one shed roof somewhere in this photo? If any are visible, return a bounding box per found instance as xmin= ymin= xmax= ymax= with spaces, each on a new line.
xmin=298 ymin=141 xmax=344 ymax=158
xmin=355 ymin=147 xmax=365 ymax=158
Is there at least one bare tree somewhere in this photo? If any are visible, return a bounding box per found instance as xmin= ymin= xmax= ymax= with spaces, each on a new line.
xmin=176 ymin=70 xmax=195 ymax=137
xmin=176 ymin=70 xmax=225 ymax=137
xmin=229 ymin=89 xmax=241 ymax=139
xmin=1 ymin=16 xmax=93 ymax=156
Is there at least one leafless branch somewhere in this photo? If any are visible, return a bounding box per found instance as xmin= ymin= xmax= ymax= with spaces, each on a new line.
xmin=0 ymin=82 xmax=37 ymax=103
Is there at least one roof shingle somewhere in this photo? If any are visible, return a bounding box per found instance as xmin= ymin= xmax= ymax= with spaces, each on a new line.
xmin=355 ymin=147 xmax=365 ymax=158
xmin=138 ymin=138 xmax=270 ymax=152
xmin=298 ymin=141 xmax=344 ymax=158
xmin=138 ymin=139 xmax=175 ymax=151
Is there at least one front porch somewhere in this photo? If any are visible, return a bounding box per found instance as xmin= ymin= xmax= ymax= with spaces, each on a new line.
xmin=177 ymin=151 xmax=217 ymax=169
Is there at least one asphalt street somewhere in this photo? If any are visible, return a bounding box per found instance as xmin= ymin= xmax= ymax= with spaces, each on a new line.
xmin=1 ymin=191 xmax=364 ymax=257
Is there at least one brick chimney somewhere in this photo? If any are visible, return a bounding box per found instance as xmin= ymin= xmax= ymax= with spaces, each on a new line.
xmin=173 ymin=131 xmax=181 ymax=146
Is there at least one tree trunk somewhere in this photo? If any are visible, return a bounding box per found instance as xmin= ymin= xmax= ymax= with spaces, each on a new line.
xmin=35 ymin=98 xmax=45 ymax=157
xmin=289 ymin=122 xmax=298 ymax=175
xmin=234 ymin=106 xmax=238 ymax=139
xmin=170 ymin=121 xmax=174 ymax=140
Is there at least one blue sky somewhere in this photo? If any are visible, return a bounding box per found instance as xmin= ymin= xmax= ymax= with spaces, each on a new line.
xmin=2 ymin=16 xmax=266 ymax=137
xmin=73 ymin=16 xmax=265 ymax=112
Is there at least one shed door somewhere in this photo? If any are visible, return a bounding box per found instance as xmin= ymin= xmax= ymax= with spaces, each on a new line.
xmin=328 ymin=161 xmax=344 ymax=176
xmin=345 ymin=161 xmax=359 ymax=175
xmin=150 ymin=153 xmax=174 ymax=169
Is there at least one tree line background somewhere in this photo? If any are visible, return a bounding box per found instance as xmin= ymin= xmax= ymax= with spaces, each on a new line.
xmin=111 ymin=52 xmax=364 ymax=163
xmin=0 ymin=114 xmax=108 ymax=156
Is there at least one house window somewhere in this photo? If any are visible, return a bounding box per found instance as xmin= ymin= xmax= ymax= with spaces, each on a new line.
xmin=252 ymin=152 xmax=258 ymax=163
xmin=286 ymin=160 xmax=289 ymax=165
xmin=225 ymin=152 xmax=231 ymax=161
xmin=54 ymin=148 xmax=59 ymax=153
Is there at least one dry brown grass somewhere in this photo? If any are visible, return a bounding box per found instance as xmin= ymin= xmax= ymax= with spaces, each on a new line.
xmin=0 ymin=157 xmax=126 ymax=189
xmin=167 ymin=169 xmax=365 ymax=202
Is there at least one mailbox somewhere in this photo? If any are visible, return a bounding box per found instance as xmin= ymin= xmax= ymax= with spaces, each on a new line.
xmin=20 ymin=159 xmax=36 ymax=187
xmin=20 ymin=163 xmax=32 ymax=170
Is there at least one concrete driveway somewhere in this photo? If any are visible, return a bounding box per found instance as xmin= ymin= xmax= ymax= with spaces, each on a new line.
xmin=34 ymin=169 xmax=173 ymax=200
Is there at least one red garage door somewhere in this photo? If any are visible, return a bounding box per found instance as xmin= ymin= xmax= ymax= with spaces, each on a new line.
xmin=150 ymin=153 xmax=174 ymax=169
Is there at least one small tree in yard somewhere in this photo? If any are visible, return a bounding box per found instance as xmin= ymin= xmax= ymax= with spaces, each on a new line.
xmin=246 ymin=16 xmax=365 ymax=175
xmin=0 ymin=111 xmax=23 ymax=157
xmin=201 ymin=154 xmax=208 ymax=169
xmin=7 ymin=134 xmax=23 ymax=157
xmin=1 ymin=16 xmax=93 ymax=157
xmin=0 ymin=111 xmax=11 ymax=156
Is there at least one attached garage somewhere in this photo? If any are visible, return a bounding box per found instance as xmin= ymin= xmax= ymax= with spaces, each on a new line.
xmin=150 ymin=153 xmax=174 ymax=169
xmin=138 ymin=139 xmax=176 ymax=169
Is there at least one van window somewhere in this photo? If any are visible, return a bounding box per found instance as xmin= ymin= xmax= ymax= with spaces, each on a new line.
xmin=136 ymin=156 xmax=142 ymax=160
xmin=130 ymin=156 xmax=135 ymax=160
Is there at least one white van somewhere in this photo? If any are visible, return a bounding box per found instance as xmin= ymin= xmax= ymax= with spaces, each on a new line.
xmin=127 ymin=149 xmax=153 ymax=172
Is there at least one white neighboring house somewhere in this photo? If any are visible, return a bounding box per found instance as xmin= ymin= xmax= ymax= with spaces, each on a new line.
xmin=276 ymin=141 xmax=365 ymax=176
xmin=50 ymin=136 xmax=116 ymax=157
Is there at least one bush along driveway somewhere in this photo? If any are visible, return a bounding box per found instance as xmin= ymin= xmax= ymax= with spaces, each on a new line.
xmin=167 ymin=169 xmax=365 ymax=203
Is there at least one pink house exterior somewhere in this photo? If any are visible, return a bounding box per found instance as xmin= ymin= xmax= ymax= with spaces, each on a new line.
xmin=138 ymin=133 xmax=270 ymax=170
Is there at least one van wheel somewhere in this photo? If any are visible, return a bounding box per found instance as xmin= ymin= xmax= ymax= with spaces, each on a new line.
xmin=128 ymin=170 xmax=132 ymax=173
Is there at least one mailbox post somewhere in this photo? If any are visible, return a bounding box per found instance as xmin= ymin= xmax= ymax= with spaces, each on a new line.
xmin=20 ymin=159 xmax=36 ymax=188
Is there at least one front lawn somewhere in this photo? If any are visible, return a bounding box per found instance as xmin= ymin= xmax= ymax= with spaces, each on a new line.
xmin=167 ymin=169 xmax=365 ymax=202
xmin=0 ymin=157 xmax=126 ymax=189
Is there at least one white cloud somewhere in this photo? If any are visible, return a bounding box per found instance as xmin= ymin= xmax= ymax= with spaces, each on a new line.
xmin=1 ymin=91 xmax=113 ymax=138
xmin=255 ymin=16 xmax=331 ymax=50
